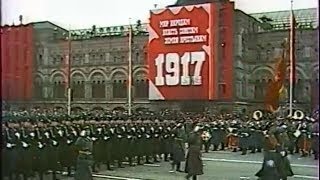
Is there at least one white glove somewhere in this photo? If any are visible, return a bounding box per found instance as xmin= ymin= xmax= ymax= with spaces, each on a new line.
xmin=22 ymin=141 xmax=29 ymax=148
xmin=52 ymin=140 xmax=58 ymax=146
xmin=67 ymin=140 xmax=72 ymax=144
xmin=92 ymin=137 xmax=97 ymax=141
xmin=104 ymin=136 xmax=110 ymax=140
xmin=6 ymin=143 xmax=12 ymax=148
xmin=38 ymin=143 xmax=44 ymax=149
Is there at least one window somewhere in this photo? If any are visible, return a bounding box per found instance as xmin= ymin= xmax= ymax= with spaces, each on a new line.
xmin=113 ymin=80 xmax=127 ymax=98
xmin=72 ymin=81 xmax=85 ymax=98
xmin=53 ymin=81 xmax=65 ymax=98
xmin=303 ymin=47 xmax=311 ymax=58
xmin=134 ymin=79 xmax=148 ymax=98
xmin=38 ymin=54 xmax=43 ymax=65
xmin=33 ymin=81 xmax=43 ymax=99
xmin=92 ymin=80 xmax=105 ymax=98
xmin=135 ymin=52 xmax=140 ymax=62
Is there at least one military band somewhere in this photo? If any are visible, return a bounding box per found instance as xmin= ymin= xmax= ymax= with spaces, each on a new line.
xmin=1 ymin=109 xmax=319 ymax=180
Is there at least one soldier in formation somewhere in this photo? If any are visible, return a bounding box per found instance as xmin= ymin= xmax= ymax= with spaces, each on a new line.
xmin=1 ymin=108 xmax=318 ymax=180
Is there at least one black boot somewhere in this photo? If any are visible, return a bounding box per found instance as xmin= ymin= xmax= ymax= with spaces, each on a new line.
xmin=67 ymin=167 xmax=72 ymax=176
xmin=241 ymin=148 xmax=247 ymax=155
xmin=176 ymin=162 xmax=183 ymax=172
xmin=146 ymin=156 xmax=152 ymax=164
xmin=137 ymin=156 xmax=143 ymax=165
xmin=257 ymin=148 xmax=262 ymax=153
xmin=220 ymin=143 xmax=225 ymax=150
xmin=52 ymin=171 xmax=57 ymax=180
xmin=153 ymin=155 xmax=160 ymax=163
xmin=106 ymin=161 xmax=114 ymax=171
xmin=213 ymin=145 xmax=217 ymax=151
xmin=118 ymin=161 xmax=124 ymax=168
xmin=164 ymin=154 xmax=169 ymax=161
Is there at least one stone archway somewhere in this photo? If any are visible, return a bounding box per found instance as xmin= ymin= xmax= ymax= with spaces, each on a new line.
xmin=111 ymin=71 xmax=127 ymax=99
xmin=250 ymin=67 xmax=274 ymax=100
xmin=51 ymin=73 xmax=66 ymax=98
xmin=71 ymin=72 xmax=86 ymax=99
xmin=133 ymin=70 xmax=148 ymax=98
xmin=90 ymin=71 xmax=106 ymax=98
xmin=33 ymin=75 xmax=43 ymax=99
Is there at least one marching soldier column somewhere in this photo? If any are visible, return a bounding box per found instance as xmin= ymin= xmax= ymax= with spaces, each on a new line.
xmin=1 ymin=109 xmax=318 ymax=180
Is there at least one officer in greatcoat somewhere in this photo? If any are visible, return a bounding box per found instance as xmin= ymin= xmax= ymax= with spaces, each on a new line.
xmin=255 ymin=125 xmax=294 ymax=180
xmin=74 ymin=126 xmax=94 ymax=180
xmin=185 ymin=125 xmax=203 ymax=180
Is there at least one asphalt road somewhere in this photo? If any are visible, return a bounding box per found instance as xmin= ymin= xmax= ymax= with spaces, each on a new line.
xmin=59 ymin=150 xmax=318 ymax=180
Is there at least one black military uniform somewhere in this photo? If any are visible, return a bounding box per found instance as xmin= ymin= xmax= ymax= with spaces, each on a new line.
xmin=74 ymin=127 xmax=94 ymax=180
xmin=239 ymin=124 xmax=250 ymax=155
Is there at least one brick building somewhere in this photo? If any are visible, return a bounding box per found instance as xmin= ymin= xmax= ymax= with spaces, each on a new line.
xmin=3 ymin=5 xmax=318 ymax=113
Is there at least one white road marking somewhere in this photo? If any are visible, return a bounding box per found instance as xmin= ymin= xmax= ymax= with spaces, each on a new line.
xmin=202 ymin=158 xmax=318 ymax=168
xmin=293 ymin=175 xmax=319 ymax=179
xmin=92 ymin=174 xmax=143 ymax=180
xmin=143 ymin=163 xmax=161 ymax=167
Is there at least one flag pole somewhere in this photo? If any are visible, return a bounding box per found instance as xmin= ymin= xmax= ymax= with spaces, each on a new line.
xmin=67 ymin=26 xmax=72 ymax=116
xmin=288 ymin=0 xmax=295 ymax=117
xmin=128 ymin=19 xmax=133 ymax=116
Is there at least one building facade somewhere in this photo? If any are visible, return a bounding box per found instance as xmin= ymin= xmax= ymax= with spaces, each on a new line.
xmin=3 ymin=6 xmax=318 ymax=114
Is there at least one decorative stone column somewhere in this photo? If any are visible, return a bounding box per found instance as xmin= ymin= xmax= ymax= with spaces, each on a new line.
xmin=43 ymin=48 xmax=49 ymax=65
xmin=44 ymin=83 xmax=54 ymax=99
xmin=85 ymin=82 xmax=92 ymax=99
xmin=84 ymin=53 xmax=90 ymax=64
xmin=106 ymin=82 xmax=113 ymax=100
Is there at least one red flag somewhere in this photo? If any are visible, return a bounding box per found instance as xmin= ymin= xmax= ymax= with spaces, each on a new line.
xmin=265 ymin=41 xmax=288 ymax=112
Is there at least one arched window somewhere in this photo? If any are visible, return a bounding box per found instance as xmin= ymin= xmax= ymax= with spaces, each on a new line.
xmin=111 ymin=72 xmax=127 ymax=99
xmin=92 ymin=80 xmax=105 ymax=98
xmin=134 ymin=72 xmax=149 ymax=98
xmin=53 ymin=81 xmax=65 ymax=98
xmin=33 ymin=77 xmax=43 ymax=99
xmin=71 ymin=74 xmax=86 ymax=99
xmin=72 ymin=81 xmax=85 ymax=98
xmin=90 ymin=72 xmax=106 ymax=98
xmin=113 ymin=80 xmax=127 ymax=98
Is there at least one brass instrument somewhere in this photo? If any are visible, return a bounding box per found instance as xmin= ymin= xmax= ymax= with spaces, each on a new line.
xmin=253 ymin=110 xmax=263 ymax=120
xmin=292 ymin=110 xmax=305 ymax=120
xmin=201 ymin=131 xmax=211 ymax=141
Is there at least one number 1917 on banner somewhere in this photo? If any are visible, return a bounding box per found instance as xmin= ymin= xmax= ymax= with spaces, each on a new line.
xmin=154 ymin=51 xmax=205 ymax=86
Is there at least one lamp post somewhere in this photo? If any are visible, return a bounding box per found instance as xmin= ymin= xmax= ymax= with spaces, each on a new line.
xmin=128 ymin=19 xmax=133 ymax=116
xmin=66 ymin=29 xmax=72 ymax=116
xmin=54 ymin=27 xmax=72 ymax=116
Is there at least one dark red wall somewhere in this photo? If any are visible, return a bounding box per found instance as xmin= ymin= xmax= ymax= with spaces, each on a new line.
xmin=1 ymin=24 xmax=34 ymax=101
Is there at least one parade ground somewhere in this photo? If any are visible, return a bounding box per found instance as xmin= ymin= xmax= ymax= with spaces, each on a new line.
xmin=58 ymin=150 xmax=319 ymax=180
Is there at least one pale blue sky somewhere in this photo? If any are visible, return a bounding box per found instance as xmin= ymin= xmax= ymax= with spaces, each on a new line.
xmin=2 ymin=0 xmax=318 ymax=29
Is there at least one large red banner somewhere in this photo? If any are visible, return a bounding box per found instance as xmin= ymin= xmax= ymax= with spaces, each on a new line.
xmin=148 ymin=3 xmax=216 ymax=100
xmin=1 ymin=24 xmax=34 ymax=101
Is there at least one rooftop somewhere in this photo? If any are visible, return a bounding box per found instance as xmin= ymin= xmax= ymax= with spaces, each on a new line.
xmin=250 ymin=8 xmax=318 ymax=30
